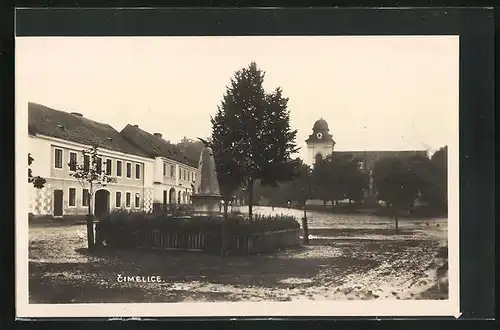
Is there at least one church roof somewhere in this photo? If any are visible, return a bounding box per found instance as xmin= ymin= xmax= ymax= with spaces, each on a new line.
xmin=313 ymin=118 xmax=329 ymax=132
xmin=306 ymin=118 xmax=335 ymax=144
xmin=334 ymin=150 xmax=428 ymax=167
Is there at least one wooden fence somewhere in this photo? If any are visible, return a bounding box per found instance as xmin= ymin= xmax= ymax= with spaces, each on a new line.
xmin=100 ymin=227 xmax=300 ymax=255
xmin=140 ymin=230 xmax=206 ymax=252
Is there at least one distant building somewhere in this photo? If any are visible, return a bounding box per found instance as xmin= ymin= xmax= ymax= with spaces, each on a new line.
xmin=305 ymin=118 xmax=428 ymax=200
xmin=305 ymin=118 xmax=336 ymax=167
xmin=120 ymin=125 xmax=198 ymax=212
xmin=28 ymin=103 xmax=155 ymax=218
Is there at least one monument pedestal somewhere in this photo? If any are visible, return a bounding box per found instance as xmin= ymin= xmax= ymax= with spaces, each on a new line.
xmin=191 ymin=194 xmax=222 ymax=215
xmin=190 ymin=143 xmax=222 ymax=217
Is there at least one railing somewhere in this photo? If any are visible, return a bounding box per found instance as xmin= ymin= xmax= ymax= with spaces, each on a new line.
xmin=139 ymin=230 xmax=206 ymax=251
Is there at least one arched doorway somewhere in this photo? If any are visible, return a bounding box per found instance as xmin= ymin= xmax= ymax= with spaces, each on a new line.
xmin=94 ymin=189 xmax=110 ymax=218
xmin=178 ymin=191 xmax=182 ymax=205
xmin=315 ymin=153 xmax=323 ymax=164
xmin=168 ymin=187 xmax=176 ymax=206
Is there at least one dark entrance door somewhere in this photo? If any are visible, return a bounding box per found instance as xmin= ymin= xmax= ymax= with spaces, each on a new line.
xmin=53 ymin=190 xmax=63 ymax=217
xmin=169 ymin=188 xmax=176 ymax=204
xmin=94 ymin=189 xmax=110 ymax=219
xmin=169 ymin=188 xmax=176 ymax=210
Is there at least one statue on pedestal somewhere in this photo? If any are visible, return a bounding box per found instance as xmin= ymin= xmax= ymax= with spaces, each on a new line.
xmin=190 ymin=138 xmax=222 ymax=216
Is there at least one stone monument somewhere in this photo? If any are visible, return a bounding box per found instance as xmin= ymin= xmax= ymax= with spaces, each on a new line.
xmin=190 ymin=139 xmax=222 ymax=215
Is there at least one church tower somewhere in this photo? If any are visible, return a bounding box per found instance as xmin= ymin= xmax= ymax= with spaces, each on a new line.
xmin=306 ymin=118 xmax=336 ymax=166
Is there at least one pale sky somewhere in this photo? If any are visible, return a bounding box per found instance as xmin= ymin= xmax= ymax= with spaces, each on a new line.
xmin=16 ymin=36 xmax=459 ymax=159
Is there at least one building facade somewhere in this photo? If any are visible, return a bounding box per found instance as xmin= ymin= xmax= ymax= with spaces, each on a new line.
xmin=305 ymin=118 xmax=428 ymax=200
xmin=120 ymin=125 xmax=198 ymax=212
xmin=28 ymin=102 xmax=198 ymax=218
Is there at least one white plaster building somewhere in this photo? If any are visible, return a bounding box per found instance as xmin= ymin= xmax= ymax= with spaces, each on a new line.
xmin=305 ymin=118 xmax=336 ymax=167
xmin=120 ymin=125 xmax=199 ymax=212
xmin=28 ymin=103 xmax=155 ymax=218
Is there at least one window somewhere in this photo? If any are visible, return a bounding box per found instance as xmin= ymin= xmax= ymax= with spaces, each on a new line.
xmin=135 ymin=164 xmax=141 ymax=179
xmin=69 ymin=188 xmax=76 ymax=207
xmin=125 ymin=192 xmax=131 ymax=207
xmin=96 ymin=157 xmax=102 ymax=174
xmin=170 ymin=165 xmax=175 ymax=178
xmin=115 ymin=191 xmax=122 ymax=208
xmin=126 ymin=162 xmax=132 ymax=178
xmin=315 ymin=153 xmax=323 ymax=164
xmin=134 ymin=193 xmax=140 ymax=208
xmin=54 ymin=148 xmax=63 ymax=169
xmin=69 ymin=152 xmax=77 ymax=171
xmin=106 ymin=159 xmax=112 ymax=175
xmin=183 ymin=169 xmax=186 ymax=180
xmin=82 ymin=189 xmax=89 ymax=206
xmin=163 ymin=163 xmax=167 ymax=176
xmin=187 ymin=172 xmax=190 ymax=181
xmin=116 ymin=160 xmax=122 ymax=177
xmin=83 ymin=155 xmax=90 ymax=172
xmin=179 ymin=167 xmax=181 ymax=179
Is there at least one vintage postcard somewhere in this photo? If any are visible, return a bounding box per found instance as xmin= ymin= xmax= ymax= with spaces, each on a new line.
xmin=16 ymin=35 xmax=459 ymax=318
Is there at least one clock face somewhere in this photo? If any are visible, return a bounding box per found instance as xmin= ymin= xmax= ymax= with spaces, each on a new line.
xmin=316 ymin=132 xmax=323 ymax=139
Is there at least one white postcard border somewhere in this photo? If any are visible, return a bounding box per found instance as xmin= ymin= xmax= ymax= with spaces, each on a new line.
xmin=15 ymin=35 xmax=460 ymax=319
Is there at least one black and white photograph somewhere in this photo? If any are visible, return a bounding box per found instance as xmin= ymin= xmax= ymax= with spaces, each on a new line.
xmin=16 ymin=34 xmax=459 ymax=317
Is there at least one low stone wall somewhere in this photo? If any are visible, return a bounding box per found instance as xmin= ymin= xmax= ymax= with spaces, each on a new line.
xmin=230 ymin=229 xmax=301 ymax=255
xmin=97 ymin=226 xmax=301 ymax=255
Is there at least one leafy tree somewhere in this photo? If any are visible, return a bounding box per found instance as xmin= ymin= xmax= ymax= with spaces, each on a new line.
xmin=311 ymin=157 xmax=332 ymax=206
xmin=343 ymin=157 xmax=370 ymax=204
xmin=210 ymin=62 xmax=299 ymax=220
xmin=254 ymin=179 xmax=288 ymax=207
xmin=421 ymin=146 xmax=447 ymax=212
xmin=285 ymin=159 xmax=312 ymax=244
xmin=69 ymin=145 xmax=116 ymax=249
xmin=372 ymin=157 xmax=420 ymax=233
xmin=28 ymin=153 xmax=46 ymax=189
xmin=311 ymin=153 xmax=368 ymax=207
xmin=210 ymin=142 xmax=244 ymax=257
xmin=176 ymin=137 xmax=205 ymax=164
xmin=323 ymin=153 xmax=349 ymax=205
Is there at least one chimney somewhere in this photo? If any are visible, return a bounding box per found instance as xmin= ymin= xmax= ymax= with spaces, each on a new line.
xmin=153 ymin=133 xmax=162 ymax=138
xmin=70 ymin=112 xmax=83 ymax=117
xmin=133 ymin=125 xmax=139 ymax=128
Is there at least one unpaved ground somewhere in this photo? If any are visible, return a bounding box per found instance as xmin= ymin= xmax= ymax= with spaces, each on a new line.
xmin=28 ymin=213 xmax=448 ymax=303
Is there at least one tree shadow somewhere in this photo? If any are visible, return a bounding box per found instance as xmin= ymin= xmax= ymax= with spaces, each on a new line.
xmin=29 ymin=237 xmax=444 ymax=303
xmin=29 ymin=280 xmax=273 ymax=304
xmin=30 ymin=248 xmax=382 ymax=293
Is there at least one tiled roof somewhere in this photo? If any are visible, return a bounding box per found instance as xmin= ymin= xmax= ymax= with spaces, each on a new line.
xmin=335 ymin=150 xmax=428 ymax=168
xmin=335 ymin=150 xmax=428 ymax=159
xmin=120 ymin=124 xmax=198 ymax=168
xmin=28 ymin=102 xmax=152 ymax=158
